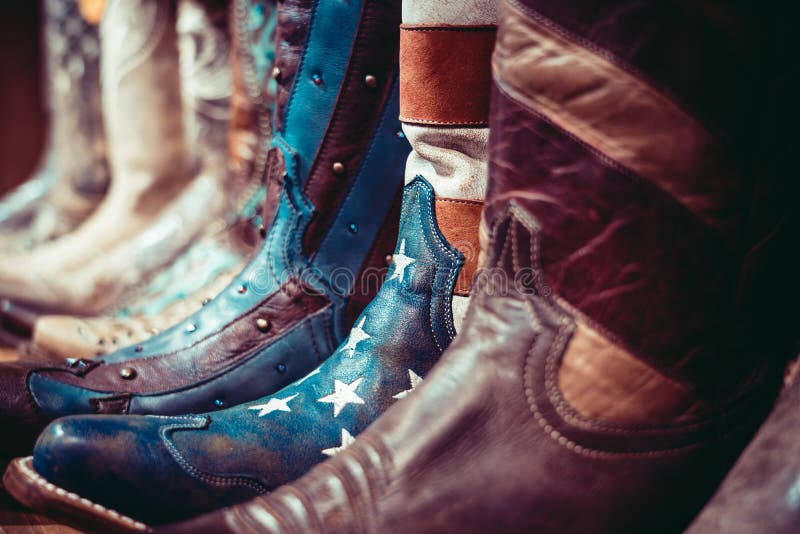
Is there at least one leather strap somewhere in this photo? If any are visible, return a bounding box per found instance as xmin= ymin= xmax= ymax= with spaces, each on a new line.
xmin=434 ymin=197 xmax=483 ymax=296
xmin=400 ymin=25 xmax=496 ymax=127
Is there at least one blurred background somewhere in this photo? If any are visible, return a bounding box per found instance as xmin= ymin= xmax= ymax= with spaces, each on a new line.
xmin=0 ymin=2 xmax=46 ymax=198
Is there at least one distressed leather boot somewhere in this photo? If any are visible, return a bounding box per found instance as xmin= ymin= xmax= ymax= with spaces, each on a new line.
xmin=1 ymin=3 xmax=496 ymax=524
xmin=0 ymin=0 xmax=407 ymax=489
xmin=20 ymin=0 xmax=275 ymax=362
xmin=0 ymin=0 xmax=109 ymax=251
xmin=142 ymin=1 xmax=791 ymax=533
xmin=0 ymin=0 xmax=225 ymax=316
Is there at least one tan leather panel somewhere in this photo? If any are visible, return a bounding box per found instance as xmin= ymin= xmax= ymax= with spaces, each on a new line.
xmin=558 ymin=321 xmax=703 ymax=424
xmin=493 ymin=2 xmax=743 ymax=235
xmin=79 ymin=0 xmax=106 ymax=24
xmin=400 ymin=25 xmax=496 ymax=127
xmin=434 ymin=197 xmax=483 ymax=296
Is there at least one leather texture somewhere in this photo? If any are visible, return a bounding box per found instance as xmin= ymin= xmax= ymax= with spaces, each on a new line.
xmin=686 ymin=373 xmax=800 ymax=533
xmin=399 ymin=25 xmax=496 ymax=126
xmin=433 ymin=197 xmax=482 ymax=296
xmin=31 ymin=177 xmax=463 ymax=526
xmin=159 ymin=1 xmax=792 ymax=531
xmin=161 ymin=205 xmax=776 ymax=534
xmin=0 ymin=0 xmax=408 ymax=461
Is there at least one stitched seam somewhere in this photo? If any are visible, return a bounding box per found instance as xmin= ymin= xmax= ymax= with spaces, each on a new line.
xmin=493 ymin=79 xmax=728 ymax=241
xmin=491 ymin=81 xmax=726 ymax=382
xmin=436 ymin=198 xmax=484 ymax=207
xmin=159 ymin=420 xmax=269 ymax=493
xmin=15 ymin=457 xmax=147 ymax=531
xmin=280 ymin=0 xmax=319 ymax=135
xmin=400 ymin=25 xmax=497 ymax=32
xmin=417 ymin=179 xmax=460 ymax=342
xmin=399 ymin=116 xmax=489 ymax=127
xmin=503 ymin=0 xmax=723 ymax=138
xmin=500 ymin=204 xmax=710 ymax=457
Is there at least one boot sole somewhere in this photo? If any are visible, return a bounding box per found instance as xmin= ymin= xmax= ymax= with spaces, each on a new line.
xmin=3 ymin=456 xmax=149 ymax=533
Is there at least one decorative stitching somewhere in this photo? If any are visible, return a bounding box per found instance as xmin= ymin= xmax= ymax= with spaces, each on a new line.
xmin=159 ymin=418 xmax=269 ymax=493
xmin=13 ymin=457 xmax=147 ymax=531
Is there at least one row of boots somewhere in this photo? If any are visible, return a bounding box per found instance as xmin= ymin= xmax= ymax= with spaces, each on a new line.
xmin=0 ymin=0 xmax=796 ymax=532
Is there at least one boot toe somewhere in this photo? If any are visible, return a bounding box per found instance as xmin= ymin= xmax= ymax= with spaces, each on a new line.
xmin=32 ymin=414 xmax=261 ymax=526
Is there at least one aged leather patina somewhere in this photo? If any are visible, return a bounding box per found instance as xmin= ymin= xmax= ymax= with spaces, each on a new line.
xmin=14 ymin=178 xmax=468 ymax=527
xmin=150 ymin=1 xmax=793 ymax=532
xmin=0 ymin=0 xmax=408 ymax=475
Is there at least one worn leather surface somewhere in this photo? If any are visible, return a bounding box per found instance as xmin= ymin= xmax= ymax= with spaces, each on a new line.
xmin=32 ymin=178 xmax=463 ymax=525
xmin=433 ymin=197 xmax=481 ymax=296
xmin=272 ymin=0 xmax=313 ymax=132
xmin=686 ymin=374 xmax=800 ymax=533
xmin=0 ymin=363 xmax=49 ymax=465
xmin=399 ymin=25 xmax=495 ymax=127
xmin=161 ymin=205 xmax=777 ymax=534
xmin=514 ymin=0 xmax=769 ymax=144
xmin=159 ymin=1 xmax=791 ymax=531
xmin=0 ymin=0 xmax=407 ymax=460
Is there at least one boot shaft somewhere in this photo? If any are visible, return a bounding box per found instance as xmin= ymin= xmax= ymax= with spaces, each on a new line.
xmin=486 ymin=0 xmax=789 ymax=400
xmin=99 ymin=0 xmax=190 ymax=204
xmin=177 ymin=0 xmax=231 ymax=176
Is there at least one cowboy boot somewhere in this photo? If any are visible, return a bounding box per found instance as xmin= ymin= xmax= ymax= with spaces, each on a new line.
xmin=685 ymin=363 xmax=800 ymax=534
xmin=141 ymin=1 xmax=794 ymax=533
xmin=0 ymin=0 xmax=109 ymax=251
xmin=18 ymin=0 xmax=274 ymax=362
xmin=0 ymin=0 xmax=407 ymax=484
xmin=0 ymin=0 xmax=222 ymax=316
xmin=1 ymin=7 xmax=496 ymax=517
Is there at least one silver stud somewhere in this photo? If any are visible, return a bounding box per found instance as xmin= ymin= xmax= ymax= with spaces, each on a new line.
xmin=186 ymin=323 xmax=197 ymax=333
xmin=364 ymin=74 xmax=377 ymax=88
xmin=271 ymin=66 xmax=281 ymax=80
xmin=332 ymin=161 xmax=345 ymax=176
xmin=385 ymin=254 xmax=393 ymax=266
xmin=256 ymin=318 xmax=271 ymax=333
xmin=119 ymin=367 xmax=137 ymax=380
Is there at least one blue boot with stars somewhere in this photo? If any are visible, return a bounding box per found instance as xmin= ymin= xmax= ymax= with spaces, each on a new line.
xmin=16 ymin=177 xmax=482 ymax=528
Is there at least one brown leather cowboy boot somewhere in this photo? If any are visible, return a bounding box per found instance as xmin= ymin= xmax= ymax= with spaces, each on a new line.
xmin=0 ymin=0 xmax=109 ymax=252
xmin=159 ymin=0 xmax=794 ymax=532
xmin=19 ymin=0 xmax=273 ymax=362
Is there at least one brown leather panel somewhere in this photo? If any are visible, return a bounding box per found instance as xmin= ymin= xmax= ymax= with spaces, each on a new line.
xmin=302 ymin=0 xmax=401 ymax=255
xmin=434 ymin=197 xmax=482 ymax=296
xmin=273 ymin=0 xmax=314 ymax=132
xmin=494 ymin=1 xmax=744 ymax=239
xmin=558 ymin=322 xmax=702 ymax=424
xmin=262 ymin=147 xmax=286 ymax=228
xmin=39 ymin=278 xmax=330 ymax=394
xmin=487 ymin=87 xmax=741 ymax=390
xmin=399 ymin=25 xmax=496 ymax=127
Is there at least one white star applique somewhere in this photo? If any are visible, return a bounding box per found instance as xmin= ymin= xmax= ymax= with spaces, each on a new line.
xmin=248 ymin=393 xmax=299 ymax=417
xmin=387 ymin=239 xmax=415 ymax=284
xmin=340 ymin=316 xmax=371 ymax=358
xmin=392 ymin=369 xmax=423 ymax=400
xmin=317 ymin=377 xmax=365 ymax=417
xmin=321 ymin=428 xmax=356 ymax=457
